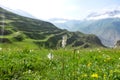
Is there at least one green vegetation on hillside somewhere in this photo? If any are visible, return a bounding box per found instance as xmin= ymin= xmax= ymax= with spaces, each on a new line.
xmin=0 ymin=7 xmax=104 ymax=48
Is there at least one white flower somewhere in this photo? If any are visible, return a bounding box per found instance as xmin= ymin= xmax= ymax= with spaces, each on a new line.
xmin=0 ymin=48 xmax=2 ymax=51
xmin=98 ymin=50 xmax=101 ymax=53
xmin=90 ymin=50 xmax=92 ymax=52
xmin=28 ymin=69 xmax=32 ymax=73
xmin=47 ymin=53 xmax=54 ymax=60
xmin=62 ymin=35 xmax=67 ymax=48
xmin=119 ymin=58 xmax=120 ymax=60
xmin=29 ymin=49 xmax=33 ymax=52
xmin=97 ymin=48 xmax=100 ymax=51
xmin=77 ymin=50 xmax=80 ymax=53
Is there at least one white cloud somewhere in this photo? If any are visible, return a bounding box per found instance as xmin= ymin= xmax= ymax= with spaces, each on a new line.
xmin=0 ymin=0 xmax=120 ymax=20
xmin=86 ymin=8 xmax=120 ymax=20
xmin=0 ymin=0 xmax=82 ymax=20
xmin=0 ymin=0 xmax=71 ymax=19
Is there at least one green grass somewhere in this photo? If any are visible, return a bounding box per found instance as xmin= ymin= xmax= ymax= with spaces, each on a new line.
xmin=0 ymin=47 xmax=120 ymax=80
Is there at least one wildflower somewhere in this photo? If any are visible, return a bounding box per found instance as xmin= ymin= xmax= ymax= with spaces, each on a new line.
xmin=23 ymin=69 xmax=32 ymax=74
xmin=97 ymin=48 xmax=100 ymax=51
xmin=98 ymin=50 xmax=101 ymax=53
xmin=29 ymin=49 xmax=33 ymax=52
xmin=106 ymin=57 xmax=111 ymax=60
xmin=0 ymin=47 xmax=2 ymax=51
xmin=110 ymin=70 xmax=113 ymax=76
xmin=114 ymin=69 xmax=120 ymax=73
xmin=62 ymin=35 xmax=67 ymax=48
xmin=90 ymin=50 xmax=92 ymax=52
xmin=47 ymin=53 xmax=54 ymax=60
xmin=103 ymin=54 xmax=110 ymax=58
xmin=119 ymin=58 xmax=120 ymax=60
xmin=81 ymin=74 xmax=87 ymax=77
xmin=91 ymin=73 xmax=98 ymax=78
xmin=104 ymin=57 xmax=111 ymax=62
xmin=104 ymin=74 xmax=106 ymax=79
xmin=87 ymin=62 xmax=92 ymax=67
xmin=28 ymin=69 xmax=32 ymax=73
xmin=77 ymin=50 xmax=80 ymax=53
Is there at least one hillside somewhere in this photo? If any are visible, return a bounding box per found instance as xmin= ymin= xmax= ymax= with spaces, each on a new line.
xmin=49 ymin=9 xmax=120 ymax=47
xmin=80 ymin=18 xmax=120 ymax=47
xmin=0 ymin=7 xmax=104 ymax=49
xmin=50 ymin=18 xmax=120 ymax=47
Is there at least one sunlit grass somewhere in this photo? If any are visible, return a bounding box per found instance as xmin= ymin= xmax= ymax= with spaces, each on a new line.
xmin=0 ymin=47 xmax=120 ymax=79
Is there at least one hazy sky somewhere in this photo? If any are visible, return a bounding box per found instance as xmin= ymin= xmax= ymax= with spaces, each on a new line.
xmin=0 ymin=0 xmax=120 ymax=20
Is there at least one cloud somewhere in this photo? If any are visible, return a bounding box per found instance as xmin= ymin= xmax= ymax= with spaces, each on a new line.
xmin=0 ymin=0 xmax=120 ymax=20
xmin=86 ymin=7 xmax=120 ymax=20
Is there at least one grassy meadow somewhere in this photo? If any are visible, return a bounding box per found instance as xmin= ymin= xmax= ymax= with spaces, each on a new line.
xmin=0 ymin=46 xmax=120 ymax=80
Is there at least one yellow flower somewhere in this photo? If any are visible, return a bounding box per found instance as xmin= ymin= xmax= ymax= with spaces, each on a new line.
xmin=91 ymin=73 xmax=98 ymax=78
xmin=81 ymin=74 xmax=87 ymax=77
xmin=106 ymin=57 xmax=111 ymax=60
xmin=87 ymin=62 xmax=92 ymax=67
xmin=104 ymin=74 xmax=106 ymax=79
xmin=114 ymin=69 xmax=120 ymax=73
xmin=104 ymin=57 xmax=111 ymax=62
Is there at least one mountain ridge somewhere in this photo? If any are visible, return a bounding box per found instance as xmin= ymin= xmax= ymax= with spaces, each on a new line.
xmin=0 ymin=7 xmax=104 ymax=49
xmin=49 ymin=10 xmax=120 ymax=47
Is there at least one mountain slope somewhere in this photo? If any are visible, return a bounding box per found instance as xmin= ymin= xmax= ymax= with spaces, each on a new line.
xmin=0 ymin=7 xmax=104 ymax=49
xmin=80 ymin=18 xmax=120 ymax=47
xmin=48 ymin=18 xmax=83 ymax=31
xmin=50 ymin=18 xmax=120 ymax=47
xmin=49 ymin=9 xmax=120 ymax=47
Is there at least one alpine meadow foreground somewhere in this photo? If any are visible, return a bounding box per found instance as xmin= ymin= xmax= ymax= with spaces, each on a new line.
xmin=0 ymin=47 xmax=120 ymax=80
